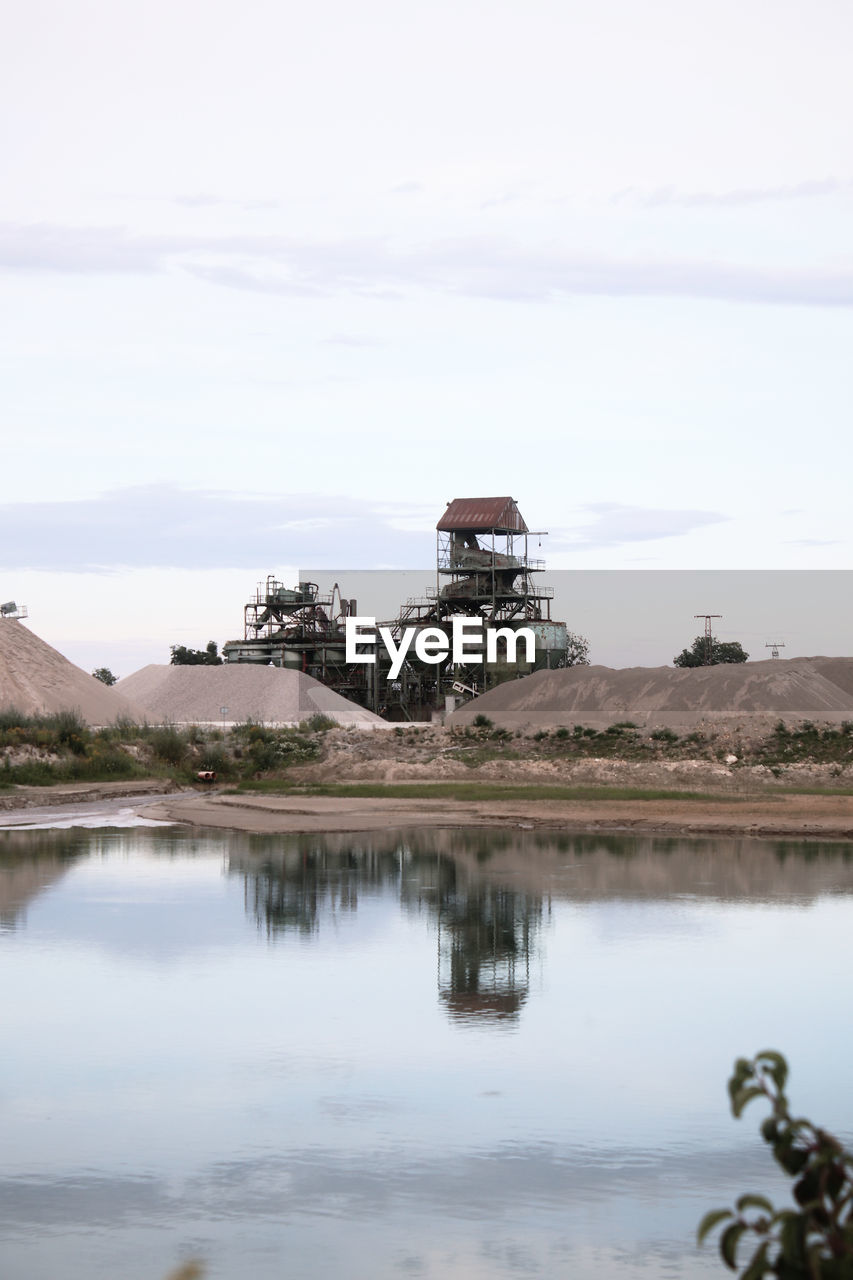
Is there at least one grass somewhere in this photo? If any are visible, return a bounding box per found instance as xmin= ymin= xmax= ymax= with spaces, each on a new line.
xmin=228 ymin=780 xmax=753 ymax=803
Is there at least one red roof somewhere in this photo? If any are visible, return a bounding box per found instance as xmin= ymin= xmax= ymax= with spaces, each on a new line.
xmin=436 ymin=497 xmax=528 ymax=533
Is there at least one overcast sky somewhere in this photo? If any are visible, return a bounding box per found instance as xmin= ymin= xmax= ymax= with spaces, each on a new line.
xmin=2 ymin=0 xmax=851 ymax=672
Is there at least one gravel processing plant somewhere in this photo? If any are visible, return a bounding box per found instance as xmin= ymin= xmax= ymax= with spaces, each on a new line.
xmin=2 ymin=496 xmax=852 ymax=734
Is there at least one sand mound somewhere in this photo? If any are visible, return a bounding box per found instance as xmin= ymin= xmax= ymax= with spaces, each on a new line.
xmin=0 ymin=621 xmax=145 ymax=724
xmin=448 ymin=657 xmax=853 ymax=731
xmin=117 ymin=664 xmax=391 ymax=728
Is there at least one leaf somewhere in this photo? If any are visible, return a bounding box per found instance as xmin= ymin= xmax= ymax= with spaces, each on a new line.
xmin=778 ymin=1211 xmax=806 ymax=1265
xmin=756 ymin=1050 xmax=788 ymax=1090
xmin=736 ymin=1193 xmax=775 ymax=1215
xmin=777 ymin=1144 xmax=809 ymax=1176
xmin=732 ymin=1086 xmax=765 ymax=1118
xmin=720 ymin=1221 xmax=747 ymax=1270
xmin=761 ymin=1117 xmax=780 ymax=1143
xmin=740 ymin=1240 xmax=771 ymax=1280
xmin=697 ymin=1208 xmax=734 ymax=1244
xmin=794 ymin=1170 xmax=820 ymax=1206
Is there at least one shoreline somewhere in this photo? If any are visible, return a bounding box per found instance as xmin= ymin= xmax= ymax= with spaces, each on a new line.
xmin=138 ymin=788 xmax=853 ymax=841
xmin=1 ymin=777 xmax=851 ymax=841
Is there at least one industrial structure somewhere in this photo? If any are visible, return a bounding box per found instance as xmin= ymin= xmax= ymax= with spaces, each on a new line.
xmin=0 ymin=602 xmax=28 ymax=620
xmin=223 ymin=497 xmax=569 ymax=719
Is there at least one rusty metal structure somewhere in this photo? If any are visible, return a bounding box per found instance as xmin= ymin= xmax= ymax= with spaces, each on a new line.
xmin=223 ymin=497 xmax=569 ymax=719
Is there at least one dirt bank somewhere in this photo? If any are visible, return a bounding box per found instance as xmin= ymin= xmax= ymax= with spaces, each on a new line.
xmin=0 ymin=779 xmax=181 ymax=813
xmin=139 ymin=787 xmax=853 ymax=841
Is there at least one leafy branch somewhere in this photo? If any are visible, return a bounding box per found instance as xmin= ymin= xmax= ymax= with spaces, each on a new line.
xmin=698 ymin=1051 xmax=853 ymax=1277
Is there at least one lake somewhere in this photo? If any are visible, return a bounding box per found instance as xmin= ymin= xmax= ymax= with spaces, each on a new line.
xmin=2 ymin=821 xmax=853 ymax=1280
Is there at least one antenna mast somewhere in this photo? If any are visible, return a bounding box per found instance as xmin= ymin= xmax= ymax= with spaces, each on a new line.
xmin=694 ymin=614 xmax=722 ymax=666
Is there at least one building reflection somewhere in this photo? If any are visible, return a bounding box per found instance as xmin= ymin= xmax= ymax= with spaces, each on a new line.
xmin=435 ymin=880 xmax=539 ymax=1022
xmin=230 ymin=832 xmax=543 ymax=1025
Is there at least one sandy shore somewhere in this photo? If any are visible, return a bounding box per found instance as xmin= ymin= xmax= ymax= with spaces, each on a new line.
xmin=2 ymin=777 xmax=851 ymax=841
xmin=139 ymin=788 xmax=853 ymax=841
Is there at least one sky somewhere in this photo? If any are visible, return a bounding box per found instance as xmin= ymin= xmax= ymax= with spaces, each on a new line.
xmin=1 ymin=0 xmax=851 ymax=674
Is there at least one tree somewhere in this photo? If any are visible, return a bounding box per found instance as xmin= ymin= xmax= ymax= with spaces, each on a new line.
xmin=170 ymin=641 xmax=223 ymax=666
xmin=562 ymin=630 xmax=591 ymax=667
xmin=92 ymin=667 xmax=118 ymax=686
xmin=698 ymin=1050 xmax=853 ymax=1276
xmin=674 ymin=636 xmax=749 ymax=667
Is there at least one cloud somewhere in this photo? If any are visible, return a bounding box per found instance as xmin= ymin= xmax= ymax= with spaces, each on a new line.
xmin=784 ymin=538 xmax=841 ymax=547
xmin=620 ymin=178 xmax=853 ymax=207
xmin=2 ymin=221 xmax=853 ymax=308
xmin=0 ymin=486 xmax=435 ymax=572
xmin=321 ymin=333 xmax=385 ymax=347
xmin=553 ymin=503 xmax=728 ymax=550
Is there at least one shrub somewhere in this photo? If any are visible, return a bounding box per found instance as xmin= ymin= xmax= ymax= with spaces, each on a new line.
xmin=299 ymin=714 xmax=337 ymax=733
xmin=472 ymin=714 xmax=493 ymax=729
xmin=244 ymin=730 xmax=321 ymax=775
xmin=51 ymin=709 xmax=90 ymax=754
xmin=698 ymin=1050 xmax=853 ymax=1276
xmin=148 ymin=726 xmax=188 ymax=766
xmin=198 ymin=743 xmax=233 ymax=776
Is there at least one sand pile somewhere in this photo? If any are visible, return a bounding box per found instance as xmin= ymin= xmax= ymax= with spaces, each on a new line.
xmin=117 ymin=664 xmax=391 ymax=728
xmin=0 ymin=621 xmax=145 ymax=724
xmin=449 ymin=657 xmax=853 ymax=731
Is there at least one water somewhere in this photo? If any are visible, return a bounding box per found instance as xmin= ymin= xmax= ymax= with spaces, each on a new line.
xmin=2 ymin=823 xmax=853 ymax=1280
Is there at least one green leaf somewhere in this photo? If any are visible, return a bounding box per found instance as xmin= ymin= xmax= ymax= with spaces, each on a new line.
xmin=777 ymin=1145 xmax=809 ymax=1175
xmin=756 ymin=1050 xmax=788 ymax=1091
xmin=736 ymin=1193 xmax=775 ymax=1215
xmin=732 ymin=1086 xmax=765 ymax=1118
xmin=697 ymin=1208 xmax=734 ymax=1244
xmin=794 ymin=1170 xmax=820 ymax=1206
xmin=778 ymin=1211 xmax=805 ymax=1265
xmin=740 ymin=1240 xmax=771 ymax=1280
xmin=720 ymin=1221 xmax=747 ymax=1270
xmin=761 ymin=1117 xmax=779 ymax=1144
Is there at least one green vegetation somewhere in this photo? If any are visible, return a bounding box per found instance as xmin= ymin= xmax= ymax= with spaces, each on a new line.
xmin=756 ymin=721 xmax=853 ymax=766
xmin=229 ymin=780 xmax=749 ymax=803
xmin=1 ymin=706 xmax=851 ymax=794
xmin=0 ymin=709 xmax=147 ymax=785
xmin=0 ymin=708 xmax=336 ymax=790
xmin=674 ymin=635 xmax=749 ymax=667
xmin=228 ymin=720 xmax=323 ymax=773
xmin=699 ymin=1051 xmax=853 ymax=1276
xmin=169 ymin=641 xmax=223 ymax=666
xmin=299 ymin=713 xmax=337 ymax=733
xmin=91 ymin=666 xmax=118 ymax=685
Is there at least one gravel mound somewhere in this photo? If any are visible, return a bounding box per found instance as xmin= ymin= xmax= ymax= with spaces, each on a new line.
xmin=117 ymin=664 xmax=391 ymax=728
xmin=448 ymin=657 xmax=853 ymax=731
xmin=0 ymin=621 xmax=145 ymax=724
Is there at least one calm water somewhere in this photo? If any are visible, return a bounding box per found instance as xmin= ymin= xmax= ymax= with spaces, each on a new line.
xmin=2 ymin=822 xmax=853 ymax=1280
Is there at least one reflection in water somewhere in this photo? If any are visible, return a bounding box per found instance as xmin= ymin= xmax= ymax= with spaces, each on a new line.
xmin=233 ymin=837 xmax=542 ymax=1023
xmin=0 ymin=828 xmax=89 ymax=930
xmin=436 ymin=877 xmax=539 ymax=1022
xmin=3 ymin=823 xmax=853 ymax=1280
xmin=227 ymin=825 xmax=853 ymax=1027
